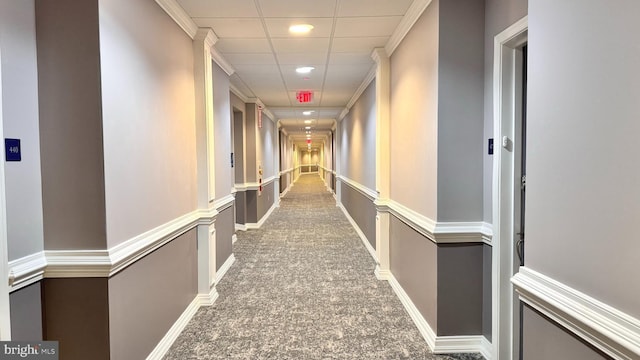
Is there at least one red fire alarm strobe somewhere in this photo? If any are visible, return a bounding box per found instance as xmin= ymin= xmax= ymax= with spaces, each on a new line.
xmin=296 ymin=91 xmax=313 ymax=103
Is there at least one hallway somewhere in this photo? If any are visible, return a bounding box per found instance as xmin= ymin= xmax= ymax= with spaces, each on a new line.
xmin=164 ymin=174 xmax=481 ymax=360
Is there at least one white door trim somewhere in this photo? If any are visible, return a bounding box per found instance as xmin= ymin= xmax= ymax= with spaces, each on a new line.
xmin=492 ymin=16 xmax=528 ymax=360
xmin=0 ymin=45 xmax=12 ymax=340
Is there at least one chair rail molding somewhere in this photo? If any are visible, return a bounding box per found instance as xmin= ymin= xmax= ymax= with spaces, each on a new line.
xmin=512 ymin=267 xmax=640 ymax=360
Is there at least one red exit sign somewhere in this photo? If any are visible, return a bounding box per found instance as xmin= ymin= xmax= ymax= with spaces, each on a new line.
xmin=296 ymin=91 xmax=313 ymax=103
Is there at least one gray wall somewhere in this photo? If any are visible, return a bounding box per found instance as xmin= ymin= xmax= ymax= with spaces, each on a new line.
xmin=235 ymin=191 xmax=246 ymax=225
xmin=390 ymin=216 xmax=438 ymax=330
xmin=0 ymin=0 xmax=45 ymax=261
xmin=108 ymin=230 xmax=197 ymax=360
xmin=42 ymin=278 xmax=110 ymax=360
xmin=244 ymin=103 xmax=258 ymax=183
xmin=257 ymin=182 xmax=275 ymax=223
xmin=338 ymin=81 xmax=376 ymax=190
xmin=216 ymin=206 xmax=234 ymax=270
xmin=437 ymin=0 xmax=484 ymax=222
xmin=483 ymin=0 xmax=528 ymax=222
xmin=523 ymin=305 xmax=611 ymax=360
xmin=437 ymin=244 xmax=483 ymax=336
xmin=340 ymin=182 xmax=375 ymax=250
xmin=99 ymin=0 xmax=197 ymax=247
xmin=35 ymin=0 xmax=107 ymax=251
xmin=9 ymin=283 xmax=42 ymax=340
xmin=526 ymin=0 xmax=640 ymax=319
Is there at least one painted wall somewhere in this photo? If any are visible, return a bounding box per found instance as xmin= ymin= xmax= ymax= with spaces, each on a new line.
xmin=9 ymin=283 xmax=42 ymax=340
xmin=212 ymin=62 xmax=232 ymax=199
xmin=340 ymin=183 xmax=376 ymax=250
xmin=338 ymin=81 xmax=376 ymax=190
xmin=42 ymin=278 xmax=110 ymax=360
xmin=258 ymin=114 xmax=276 ymax=180
xmin=483 ymin=0 xmax=528 ymax=222
xmin=436 ymin=0 xmax=484 ymax=221
xmin=390 ymin=0 xmax=439 ymax=220
xmin=526 ymin=0 xmax=640 ymax=319
xmin=523 ymin=306 xmax=610 ymax=360
xmin=257 ymin=182 xmax=275 ymax=222
xmin=216 ymin=206 xmax=234 ymax=270
xmin=108 ymin=230 xmax=197 ymax=360
xmin=390 ymin=216 xmax=438 ymax=330
xmin=99 ymin=0 xmax=197 ymax=247
xmin=0 ymin=0 xmax=45 ymax=261
xmin=437 ymin=244 xmax=483 ymax=335
xmin=35 ymin=0 xmax=107 ymax=251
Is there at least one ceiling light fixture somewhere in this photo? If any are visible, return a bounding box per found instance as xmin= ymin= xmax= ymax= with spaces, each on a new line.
xmin=289 ymin=24 xmax=314 ymax=34
xmin=304 ymin=120 xmax=312 ymax=124
xmin=305 ymin=126 xmax=311 ymax=129
xmin=296 ymin=66 xmax=315 ymax=74
xmin=303 ymin=111 xmax=314 ymax=116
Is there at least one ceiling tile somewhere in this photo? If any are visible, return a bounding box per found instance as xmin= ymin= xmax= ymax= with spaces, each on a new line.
xmin=331 ymin=37 xmax=389 ymax=52
xmin=271 ymin=37 xmax=330 ymax=53
xmin=319 ymin=92 xmax=353 ymax=107
xmin=337 ymin=0 xmax=413 ymax=17
xmin=258 ymin=0 xmax=336 ymax=18
xmin=329 ymin=52 xmax=374 ymax=65
xmin=334 ymin=16 xmax=403 ymax=38
xmin=223 ymin=53 xmax=276 ymax=65
xmin=276 ymin=53 xmax=328 ymax=65
xmin=215 ymin=38 xmax=272 ymax=53
xmin=282 ymin=73 xmax=324 ymax=91
xmin=193 ymin=18 xmax=266 ymax=38
xmin=177 ymin=0 xmax=259 ymax=18
xmin=256 ymin=92 xmax=291 ymax=107
xmin=265 ymin=18 xmax=334 ymax=38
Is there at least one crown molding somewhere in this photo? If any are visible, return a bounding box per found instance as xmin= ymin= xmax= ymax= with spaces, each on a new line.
xmin=338 ymin=108 xmax=349 ymax=122
xmin=210 ymin=47 xmax=235 ymax=76
xmin=346 ymin=64 xmax=377 ymax=110
xmin=229 ymin=83 xmax=250 ymax=103
xmin=155 ymin=0 xmax=198 ymax=39
xmin=194 ymin=28 xmax=218 ymax=48
xmin=385 ymin=0 xmax=433 ymax=56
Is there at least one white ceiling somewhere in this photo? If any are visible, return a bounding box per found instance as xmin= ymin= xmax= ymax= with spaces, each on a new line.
xmin=175 ymin=0 xmax=415 ymax=148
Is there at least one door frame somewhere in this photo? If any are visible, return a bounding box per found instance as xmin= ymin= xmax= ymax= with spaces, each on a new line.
xmin=0 ymin=45 xmax=12 ymax=340
xmin=492 ymin=16 xmax=528 ymax=360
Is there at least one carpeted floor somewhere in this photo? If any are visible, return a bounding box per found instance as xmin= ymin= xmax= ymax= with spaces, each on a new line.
xmin=164 ymin=174 xmax=485 ymax=360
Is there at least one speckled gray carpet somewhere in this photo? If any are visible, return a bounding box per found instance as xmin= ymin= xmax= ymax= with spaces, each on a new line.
xmin=164 ymin=174 xmax=484 ymax=360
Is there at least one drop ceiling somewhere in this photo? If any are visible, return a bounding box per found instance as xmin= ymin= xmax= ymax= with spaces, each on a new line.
xmin=174 ymin=0 xmax=416 ymax=148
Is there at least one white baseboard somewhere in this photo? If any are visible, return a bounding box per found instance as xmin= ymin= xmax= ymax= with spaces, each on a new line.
xmin=280 ymin=183 xmax=292 ymax=198
xmin=374 ymin=265 xmax=391 ymax=281
xmin=434 ymin=335 xmax=492 ymax=359
xmin=147 ymin=285 xmax=220 ymax=359
xmin=239 ymin=202 xmax=278 ymax=231
xmin=386 ymin=273 xmax=491 ymax=358
xmin=214 ymin=254 xmax=235 ymax=285
xmin=337 ymin=203 xmax=378 ymax=263
xmin=232 ymin=234 xmax=238 ymax=244
xmin=387 ymin=273 xmax=437 ymax=349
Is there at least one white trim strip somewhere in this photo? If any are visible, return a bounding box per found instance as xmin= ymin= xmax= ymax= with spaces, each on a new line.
xmin=234 ymin=176 xmax=277 ymax=192
xmin=154 ymin=0 xmax=198 ymax=39
xmin=229 ymin=83 xmax=250 ymax=103
xmin=212 ymin=194 xmax=234 ymax=212
xmin=345 ymin=64 xmax=377 ymax=111
xmin=210 ymin=47 xmax=235 ymax=76
xmin=512 ymin=267 xmax=640 ymax=360
xmin=383 ymin=199 xmax=493 ymax=245
xmin=434 ymin=335 xmax=492 ymax=359
xmin=214 ymin=254 xmax=235 ymax=285
xmin=387 ymin=273 xmax=437 ymax=349
xmin=385 ymin=0 xmax=433 ymax=56
xmin=337 ymin=203 xmax=378 ymax=263
xmin=8 ymin=252 xmax=47 ymax=292
xmin=146 ymin=287 xmax=219 ymax=360
xmin=337 ymin=175 xmax=378 ymax=201
xmin=386 ymin=272 xmax=491 ymax=357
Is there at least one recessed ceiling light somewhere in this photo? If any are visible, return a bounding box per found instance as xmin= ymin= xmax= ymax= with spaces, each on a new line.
xmin=296 ymin=66 xmax=315 ymax=74
xmin=305 ymin=126 xmax=311 ymax=129
xmin=304 ymin=120 xmax=312 ymax=124
xmin=289 ymin=24 xmax=314 ymax=34
xmin=303 ymin=111 xmax=314 ymax=116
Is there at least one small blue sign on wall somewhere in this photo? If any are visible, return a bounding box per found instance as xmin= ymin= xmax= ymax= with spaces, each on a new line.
xmin=5 ymin=138 xmax=21 ymax=161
